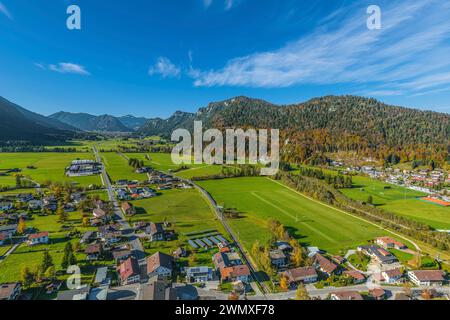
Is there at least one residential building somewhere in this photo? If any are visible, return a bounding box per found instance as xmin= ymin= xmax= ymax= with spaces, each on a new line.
xmin=57 ymin=285 xmax=90 ymax=300
xmin=280 ymin=267 xmax=318 ymax=284
xmin=369 ymin=288 xmax=386 ymax=300
xmin=220 ymin=265 xmax=251 ymax=283
xmin=118 ymin=257 xmax=141 ymax=285
xmin=0 ymin=282 xmax=21 ymax=300
xmin=121 ymin=202 xmax=136 ymax=215
xmin=408 ymin=270 xmax=445 ymax=286
xmin=314 ymin=253 xmax=338 ymax=276
xmin=357 ymin=245 xmax=398 ymax=265
xmin=0 ymin=202 xmax=13 ymax=211
xmin=381 ymin=268 xmax=403 ymax=284
xmin=146 ymin=222 xmax=165 ymax=241
xmin=85 ymin=244 xmax=102 ymax=261
xmin=0 ymin=224 xmax=17 ymax=238
xmin=269 ymin=249 xmax=288 ymax=269
xmin=28 ymin=232 xmax=49 ymax=245
xmin=376 ymin=237 xmax=407 ymax=250
xmin=343 ymin=270 xmax=366 ymax=284
xmin=147 ymin=252 xmax=173 ymax=278
xmin=186 ymin=266 xmax=214 ymax=283
xmin=330 ymin=291 xmax=363 ymax=300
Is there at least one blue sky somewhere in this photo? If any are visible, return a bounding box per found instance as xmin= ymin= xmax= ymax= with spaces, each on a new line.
xmin=1 ymin=0 xmax=450 ymax=118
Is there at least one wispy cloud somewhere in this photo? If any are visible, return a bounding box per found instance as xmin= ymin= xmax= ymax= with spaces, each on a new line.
xmin=202 ymin=0 xmax=240 ymax=11
xmin=148 ymin=57 xmax=181 ymax=78
xmin=191 ymin=0 xmax=450 ymax=97
xmin=0 ymin=1 xmax=13 ymax=20
xmin=36 ymin=62 xmax=90 ymax=75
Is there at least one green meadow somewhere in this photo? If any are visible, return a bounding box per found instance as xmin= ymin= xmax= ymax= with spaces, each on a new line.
xmin=128 ymin=188 xmax=227 ymax=267
xmin=198 ymin=177 xmax=405 ymax=255
xmin=0 ymin=153 xmax=101 ymax=187
xmin=340 ymin=175 xmax=450 ymax=230
xmin=100 ymin=152 xmax=149 ymax=182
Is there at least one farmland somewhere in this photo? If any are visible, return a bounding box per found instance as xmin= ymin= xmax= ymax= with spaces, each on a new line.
xmin=198 ymin=177 xmax=403 ymax=255
xmin=128 ymin=188 xmax=227 ymax=266
xmin=0 ymin=153 xmax=101 ymax=187
xmin=100 ymin=152 xmax=149 ymax=182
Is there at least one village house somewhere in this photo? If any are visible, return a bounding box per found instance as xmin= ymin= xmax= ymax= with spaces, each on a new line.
xmin=220 ymin=265 xmax=251 ymax=283
xmin=85 ymin=244 xmax=102 ymax=261
xmin=146 ymin=222 xmax=165 ymax=242
xmin=381 ymin=268 xmax=403 ymax=284
xmin=121 ymin=202 xmax=136 ymax=216
xmin=0 ymin=202 xmax=13 ymax=211
xmin=0 ymin=282 xmax=21 ymax=300
xmin=343 ymin=270 xmax=366 ymax=284
xmin=313 ymin=253 xmax=339 ymax=276
xmin=213 ymin=250 xmax=243 ymax=270
xmin=0 ymin=234 xmax=6 ymax=246
xmin=376 ymin=237 xmax=407 ymax=250
xmin=147 ymin=252 xmax=173 ymax=278
xmin=330 ymin=291 xmax=364 ymax=300
xmin=369 ymin=287 xmax=386 ymax=300
xmin=118 ymin=256 xmax=141 ymax=285
xmin=93 ymin=267 xmax=110 ymax=287
xmin=186 ymin=266 xmax=214 ymax=283
xmin=357 ymin=245 xmax=398 ymax=265
xmin=57 ymin=285 xmax=90 ymax=300
xmin=280 ymin=266 xmax=318 ymax=284
xmin=408 ymin=270 xmax=445 ymax=286
xmin=269 ymin=249 xmax=288 ymax=269
xmin=112 ymin=249 xmax=132 ymax=263
xmin=80 ymin=231 xmax=97 ymax=244
xmin=93 ymin=208 xmax=107 ymax=220
xmin=0 ymin=224 xmax=17 ymax=239
xmin=28 ymin=232 xmax=49 ymax=245
xmin=17 ymin=193 xmax=33 ymax=203
xmin=141 ymin=277 xmax=178 ymax=301
xmin=28 ymin=199 xmax=43 ymax=210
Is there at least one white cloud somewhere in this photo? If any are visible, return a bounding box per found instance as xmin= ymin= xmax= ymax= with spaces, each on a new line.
xmin=148 ymin=57 xmax=181 ymax=78
xmin=224 ymin=0 xmax=234 ymax=11
xmin=203 ymin=0 xmax=213 ymax=9
xmin=191 ymin=0 xmax=450 ymax=96
xmin=0 ymin=1 xmax=12 ymax=20
xmin=36 ymin=62 xmax=90 ymax=75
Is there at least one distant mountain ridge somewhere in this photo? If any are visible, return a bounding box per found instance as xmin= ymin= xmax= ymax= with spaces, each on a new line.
xmin=135 ymin=95 xmax=450 ymax=154
xmin=0 ymin=96 xmax=75 ymax=144
xmin=49 ymin=111 xmax=132 ymax=132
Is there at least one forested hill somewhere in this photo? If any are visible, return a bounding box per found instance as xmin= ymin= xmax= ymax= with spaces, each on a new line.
xmin=0 ymin=96 xmax=74 ymax=144
xmin=49 ymin=111 xmax=132 ymax=132
xmin=136 ymin=95 xmax=450 ymax=164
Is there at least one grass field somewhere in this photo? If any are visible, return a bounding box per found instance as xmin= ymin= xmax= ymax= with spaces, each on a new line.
xmin=128 ymin=188 xmax=227 ymax=267
xmin=198 ymin=177 xmax=405 ymax=255
xmin=340 ymin=175 xmax=450 ymax=229
xmin=0 ymin=209 xmax=97 ymax=283
xmin=100 ymin=152 xmax=149 ymax=182
xmin=0 ymin=153 xmax=101 ymax=187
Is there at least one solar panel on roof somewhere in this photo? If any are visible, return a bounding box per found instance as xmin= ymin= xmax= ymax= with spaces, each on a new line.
xmin=195 ymin=239 xmax=207 ymax=248
xmin=209 ymin=236 xmax=221 ymax=244
xmin=216 ymin=235 xmax=228 ymax=244
xmin=188 ymin=240 xmax=198 ymax=249
xmin=202 ymin=238 xmax=213 ymax=246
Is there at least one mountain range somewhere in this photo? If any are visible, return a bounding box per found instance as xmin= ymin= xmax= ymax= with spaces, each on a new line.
xmin=1 ymin=96 xmax=449 ymax=158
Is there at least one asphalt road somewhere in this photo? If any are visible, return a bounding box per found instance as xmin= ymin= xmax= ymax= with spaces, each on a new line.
xmin=92 ymin=146 xmax=145 ymax=261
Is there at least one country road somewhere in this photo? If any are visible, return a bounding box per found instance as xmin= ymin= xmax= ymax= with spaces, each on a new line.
xmin=92 ymin=146 xmax=145 ymax=261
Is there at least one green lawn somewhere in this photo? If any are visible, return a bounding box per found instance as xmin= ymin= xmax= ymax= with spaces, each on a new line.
xmin=347 ymin=253 xmax=370 ymax=271
xmin=100 ymin=152 xmax=149 ymax=183
xmin=198 ymin=177 xmax=400 ymax=255
xmin=340 ymin=175 xmax=450 ymax=229
xmin=0 ymin=153 xmax=101 ymax=187
xmin=128 ymin=188 xmax=227 ymax=267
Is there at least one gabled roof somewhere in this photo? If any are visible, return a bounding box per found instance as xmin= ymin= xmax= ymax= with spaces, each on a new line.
xmin=118 ymin=257 xmax=140 ymax=281
xmin=282 ymin=267 xmax=317 ymax=282
xmin=332 ymin=291 xmax=363 ymax=300
xmin=147 ymin=252 xmax=173 ymax=274
xmin=409 ymin=270 xmax=445 ymax=281
xmin=28 ymin=232 xmax=49 ymax=240
xmin=0 ymin=282 xmax=20 ymax=300
xmin=343 ymin=270 xmax=365 ymax=281
xmin=314 ymin=253 xmax=338 ymax=274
